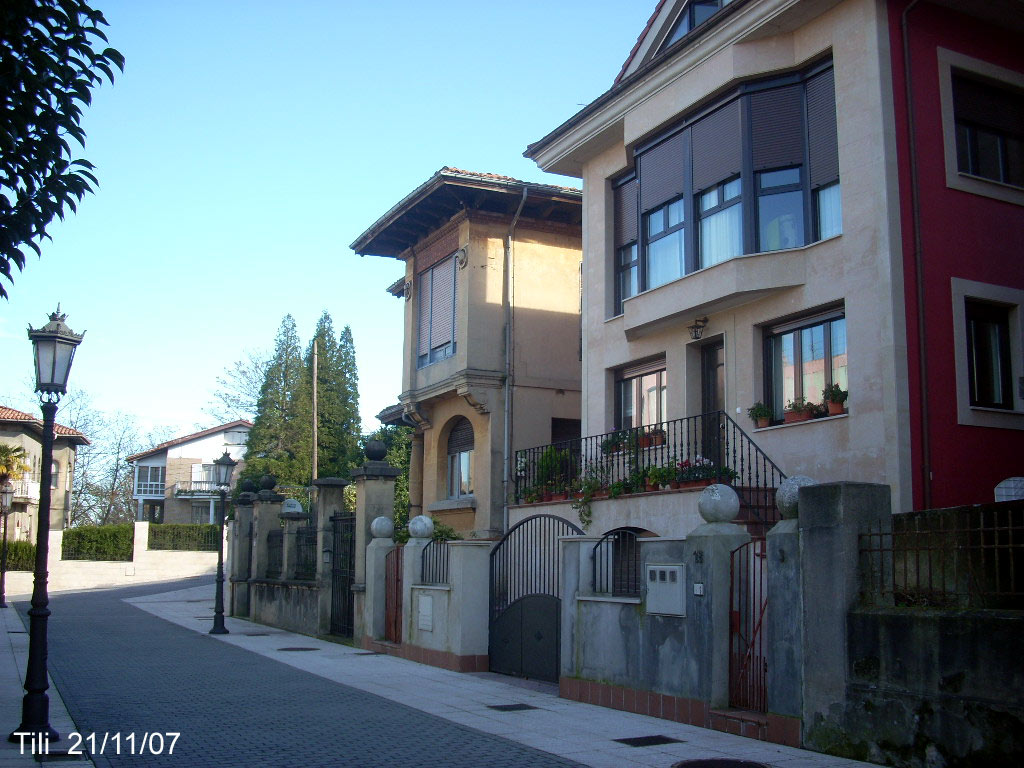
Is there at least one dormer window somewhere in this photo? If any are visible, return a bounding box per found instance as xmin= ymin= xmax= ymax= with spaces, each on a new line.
xmin=660 ymin=0 xmax=734 ymax=51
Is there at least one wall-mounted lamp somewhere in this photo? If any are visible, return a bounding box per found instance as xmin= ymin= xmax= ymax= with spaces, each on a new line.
xmin=688 ymin=316 xmax=708 ymax=341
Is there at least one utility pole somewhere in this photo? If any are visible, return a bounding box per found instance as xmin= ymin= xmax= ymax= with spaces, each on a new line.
xmin=312 ymin=340 xmax=318 ymax=484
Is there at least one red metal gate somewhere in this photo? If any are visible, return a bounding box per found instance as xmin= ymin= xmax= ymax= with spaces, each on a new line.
xmin=385 ymin=546 xmax=403 ymax=644
xmin=729 ymin=537 xmax=767 ymax=711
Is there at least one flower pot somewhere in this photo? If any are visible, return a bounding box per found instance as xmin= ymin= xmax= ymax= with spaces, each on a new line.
xmin=669 ymin=480 xmax=681 ymax=489
xmin=550 ymin=491 xmax=568 ymax=501
xmin=755 ymin=417 xmax=770 ymax=429
xmin=784 ymin=410 xmax=812 ymax=424
xmin=645 ymin=481 xmax=659 ymax=493
xmin=827 ymin=401 xmax=845 ymax=416
xmin=542 ymin=491 xmax=553 ymax=502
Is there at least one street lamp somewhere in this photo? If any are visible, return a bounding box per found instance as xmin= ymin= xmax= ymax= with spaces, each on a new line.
xmin=0 ymin=481 xmax=14 ymax=609
xmin=210 ymin=450 xmax=237 ymax=635
xmin=11 ymin=307 xmax=84 ymax=744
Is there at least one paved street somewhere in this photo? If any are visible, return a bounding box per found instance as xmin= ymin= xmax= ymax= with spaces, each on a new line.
xmin=3 ymin=579 xmax=876 ymax=768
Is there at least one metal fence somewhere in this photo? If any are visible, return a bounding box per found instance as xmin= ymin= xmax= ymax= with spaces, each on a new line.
xmin=147 ymin=523 xmax=219 ymax=551
xmin=514 ymin=410 xmax=785 ymax=529
xmin=421 ymin=539 xmax=450 ymax=584
xmin=860 ymin=500 xmax=1024 ymax=610
xmin=266 ymin=529 xmax=283 ymax=579
xmin=592 ymin=528 xmax=642 ymax=597
xmin=294 ymin=525 xmax=317 ymax=581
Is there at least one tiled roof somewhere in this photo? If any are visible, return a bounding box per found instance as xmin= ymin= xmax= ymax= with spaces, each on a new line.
xmin=439 ymin=167 xmax=581 ymax=196
xmin=125 ymin=419 xmax=253 ymax=463
xmin=0 ymin=405 xmax=90 ymax=443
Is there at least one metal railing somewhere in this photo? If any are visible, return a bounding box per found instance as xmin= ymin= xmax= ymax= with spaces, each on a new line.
xmin=147 ymin=523 xmax=219 ymax=551
xmin=266 ymin=529 xmax=283 ymax=579
xmin=421 ymin=539 xmax=450 ymax=584
xmin=592 ymin=529 xmax=642 ymax=597
xmin=294 ymin=525 xmax=317 ymax=581
xmin=860 ymin=500 xmax=1023 ymax=610
xmin=172 ymin=480 xmax=218 ymax=496
xmin=514 ymin=410 xmax=786 ymax=527
xmin=10 ymin=478 xmax=41 ymax=500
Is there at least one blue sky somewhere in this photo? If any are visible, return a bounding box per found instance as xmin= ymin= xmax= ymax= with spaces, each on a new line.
xmin=0 ymin=0 xmax=651 ymax=437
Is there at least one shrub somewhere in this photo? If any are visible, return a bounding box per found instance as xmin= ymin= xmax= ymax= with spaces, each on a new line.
xmin=61 ymin=524 xmax=134 ymax=561
xmin=4 ymin=540 xmax=36 ymax=571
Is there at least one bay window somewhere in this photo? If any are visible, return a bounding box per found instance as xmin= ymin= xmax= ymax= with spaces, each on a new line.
xmin=611 ymin=61 xmax=840 ymax=317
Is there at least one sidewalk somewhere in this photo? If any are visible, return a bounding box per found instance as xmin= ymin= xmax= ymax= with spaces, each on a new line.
xmin=126 ymin=583 xmax=875 ymax=768
xmin=0 ymin=596 xmax=94 ymax=766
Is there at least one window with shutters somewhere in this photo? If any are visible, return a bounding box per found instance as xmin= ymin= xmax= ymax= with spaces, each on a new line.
xmin=610 ymin=61 xmax=840 ymax=316
xmin=417 ymin=254 xmax=457 ymax=368
xmin=446 ymin=417 xmax=474 ymax=498
xmin=952 ymin=73 xmax=1023 ymax=189
xmin=615 ymin=360 xmax=668 ymax=430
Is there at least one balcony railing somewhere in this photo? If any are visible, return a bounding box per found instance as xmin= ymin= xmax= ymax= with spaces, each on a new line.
xmin=514 ymin=410 xmax=786 ymax=529
xmin=10 ymin=478 xmax=41 ymax=501
xmin=172 ymin=480 xmax=218 ymax=496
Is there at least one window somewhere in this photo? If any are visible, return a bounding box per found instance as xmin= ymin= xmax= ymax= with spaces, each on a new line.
xmin=766 ymin=311 xmax=846 ymax=419
xmin=966 ymin=300 xmax=1014 ymax=409
xmin=616 ymin=360 xmax=668 ymax=430
xmin=135 ymin=466 xmax=165 ymax=495
xmin=191 ymin=503 xmax=209 ymax=525
xmin=192 ymin=463 xmax=214 ymax=485
xmin=660 ymin=0 xmax=735 ymax=51
xmin=612 ymin=62 xmax=840 ymax=316
xmin=417 ymin=254 xmax=457 ymax=368
xmin=446 ymin=417 xmax=474 ymax=498
xmin=50 ymin=461 xmax=58 ymax=489
xmin=224 ymin=430 xmax=247 ymax=445
xmin=953 ymin=73 xmax=1024 ymax=188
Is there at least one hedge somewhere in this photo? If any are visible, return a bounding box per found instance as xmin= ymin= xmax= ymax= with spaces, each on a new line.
xmin=4 ymin=540 xmax=36 ymax=571
xmin=148 ymin=523 xmax=219 ymax=552
xmin=61 ymin=524 xmax=134 ymax=561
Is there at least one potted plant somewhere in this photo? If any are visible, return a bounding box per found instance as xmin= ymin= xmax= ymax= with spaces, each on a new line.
xmin=822 ymin=383 xmax=848 ymax=416
xmin=647 ymin=465 xmax=675 ymax=490
xmin=784 ymin=397 xmax=816 ymax=424
xmin=746 ymin=402 xmax=773 ymax=429
xmin=638 ymin=426 xmax=666 ymax=448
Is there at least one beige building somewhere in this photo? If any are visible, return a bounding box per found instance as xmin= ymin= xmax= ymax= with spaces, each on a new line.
xmin=0 ymin=405 xmax=89 ymax=540
xmin=353 ymin=168 xmax=583 ymax=537
xmin=525 ymin=0 xmax=913 ymax=517
xmin=127 ymin=420 xmax=250 ymax=525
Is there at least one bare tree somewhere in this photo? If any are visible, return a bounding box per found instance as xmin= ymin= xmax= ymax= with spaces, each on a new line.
xmin=205 ymin=349 xmax=269 ymax=423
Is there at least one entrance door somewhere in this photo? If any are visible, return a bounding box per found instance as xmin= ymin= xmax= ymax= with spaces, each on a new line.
xmin=489 ymin=514 xmax=583 ymax=682
xmin=701 ymin=341 xmax=725 ymax=464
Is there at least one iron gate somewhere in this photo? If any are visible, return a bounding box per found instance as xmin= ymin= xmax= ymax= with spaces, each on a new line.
xmin=489 ymin=514 xmax=583 ymax=682
xmin=330 ymin=513 xmax=356 ymax=636
xmin=385 ymin=546 xmax=403 ymax=643
xmin=729 ymin=536 xmax=768 ymax=711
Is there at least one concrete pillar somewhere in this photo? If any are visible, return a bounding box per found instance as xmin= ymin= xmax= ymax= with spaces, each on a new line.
xmin=402 ymin=533 xmax=430 ymax=640
xmin=799 ymin=482 xmax=891 ymax=738
xmin=250 ymin=476 xmax=284 ymax=580
xmin=279 ymin=502 xmax=307 ymax=581
xmin=313 ymin=478 xmax=349 ymax=636
xmin=364 ymin=519 xmax=396 ymax=641
xmin=230 ymin=489 xmax=255 ymax=617
xmin=137 ymin=499 xmax=144 ymax=522
xmin=766 ymin=517 xmax=801 ymax=719
xmin=559 ymin=536 xmax=601 ymax=679
xmin=350 ymin=445 xmax=402 ymax=588
xmin=448 ymin=541 xmax=493 ymax=659
xmin=409 ymin=431 xmax=424 ymax=520
xmin=132 ymin=521 xmax=149 ymax=557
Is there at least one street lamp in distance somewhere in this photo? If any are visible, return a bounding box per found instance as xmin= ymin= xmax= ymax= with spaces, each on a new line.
xmin=210 ymin=450 xmax=237 ymax=635
xmin=0 ymin=481 xmax=14 ymax=609
xmin=10 ymin=307 xmax=84 ymax=744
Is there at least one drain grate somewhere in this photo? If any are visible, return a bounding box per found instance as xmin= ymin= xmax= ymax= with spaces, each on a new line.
xmin=672 ymin=761 xmax=769 ymax=768
xmin=7 ymin=630 xmax=26 ymax=634
xmin=487 ymin=704 xmax=539 ymax=712
xmin=243 ymin=632 xmax=270 ymax=637
xmin=614 ymin=735 xmax=684 ymax=747
xmin=352 ymin=651 xmax=381 ymax=656
xmin=277 ymin=647 xmax=319 ymax=652
xmin=193 ymin=616 xmax=214 ymax=620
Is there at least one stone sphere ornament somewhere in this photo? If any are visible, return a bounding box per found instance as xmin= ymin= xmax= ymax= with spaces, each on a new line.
xmin=698 ymin=483 xmax=740 ymax=523
xmin=408 ymin=514 xmax=435 ymax=539
xmin=365 ymin=440 xmax=387 ymax=461
xmin=240 ymin=479 xmax=257 ymax=493
xmin=370 ymin=516 xmax=395 ymax=539
xmin=259 ymin=474 xmax=277 ymax=491
xmin=777 ymin=475 xmax=816 ymax=519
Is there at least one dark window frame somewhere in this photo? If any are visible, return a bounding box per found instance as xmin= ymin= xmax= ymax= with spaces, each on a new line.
xmin=446 ymin=418 xmax=475 ymax=499
xmin=756 ymin=166 xmax=805 ymax=253
xmin=965 ymin=299 xmax=1015 ymax=410
xmin=615 ymin=359 xmax=669 ymax=430
xmin=952 ymin=72 xmax=1024 ymax=189
xmin=764 ymin=309 xmax=846 ymax=422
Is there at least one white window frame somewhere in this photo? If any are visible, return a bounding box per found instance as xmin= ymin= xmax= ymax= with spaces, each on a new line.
xmin=937 ymin=48 xmax=1024 ymax=207
xmin=951 ymin=277 xmax=1024 ymax=430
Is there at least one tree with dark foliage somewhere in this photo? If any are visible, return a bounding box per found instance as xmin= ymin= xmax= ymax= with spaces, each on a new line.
xmin=0 ymin=0 xmax=124 ymax=298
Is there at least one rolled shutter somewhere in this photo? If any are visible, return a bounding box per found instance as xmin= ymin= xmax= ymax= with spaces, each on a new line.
xmin=429 ymin=256 xmax=455 ymax=348
xmin=417 ymin=269 xmax=431 ymax=356
xmin=807 ymin=68 xmax=839 ymax=187
xmin=691 ymin=99 xmax=742 ymax=191
xmin=953 ymin=73 xmax=1022 ymax=136
xmin=639 ymin=132 xmax=686 ymax=212
xmin=614 ymin=178 xmax=638 ymax=247
xmin=447 ymin=417 xmax=474 ymax=454
xmin=751 ymin=85 xmax=804 ymax=170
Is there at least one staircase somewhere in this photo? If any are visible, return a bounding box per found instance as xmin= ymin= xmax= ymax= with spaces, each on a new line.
xmin=719 ymin=412 xmax=785 ymax=538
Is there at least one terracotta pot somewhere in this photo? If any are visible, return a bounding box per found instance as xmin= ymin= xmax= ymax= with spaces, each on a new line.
xmin=784 ymin=410 xmax=812 ymax=424
xmin=669 ymin=481 xmax=681 ymax=490
xmin=756 ymin=417 xmax=770 ymax=429
xmin=550 ymin=491 xmax=568 ymax=501
xmin=645 ymin=481 xmax=659 ymax=492
xmin=542 ymin=491 xmax=553 ymax=502
xmin=827 ymin=401 xmax=845 ymax=416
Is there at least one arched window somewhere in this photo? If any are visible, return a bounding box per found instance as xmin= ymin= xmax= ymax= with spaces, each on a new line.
xmin=446 ymin=418 xmax=474 ymax=499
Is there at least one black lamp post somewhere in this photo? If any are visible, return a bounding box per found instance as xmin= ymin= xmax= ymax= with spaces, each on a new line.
xmin=210 ymin=450 xmax=236 ymax=635
xmin=10 ymin=307 xmax=84 ymax=744
xmin=0 ymin=481 xmax=14 ymax=609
